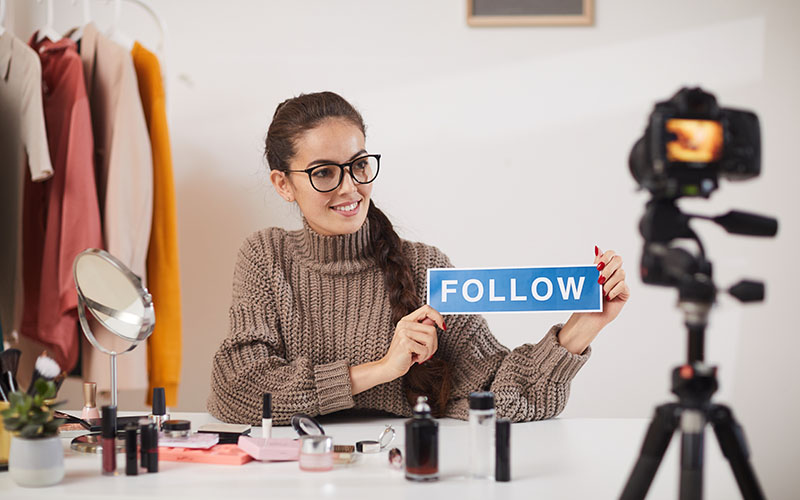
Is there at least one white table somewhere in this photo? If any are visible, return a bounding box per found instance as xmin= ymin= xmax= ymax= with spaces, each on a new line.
xmin=0 ymin=413 xmax=746 ymax=499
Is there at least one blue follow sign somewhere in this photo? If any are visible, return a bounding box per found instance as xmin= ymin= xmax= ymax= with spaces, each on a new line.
xmin=427 ymin=266 xmax=603 ymax=314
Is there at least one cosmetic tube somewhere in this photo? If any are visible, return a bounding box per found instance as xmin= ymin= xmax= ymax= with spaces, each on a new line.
xmin=262 ymin=393 xmax=272 ymax=439
xmin=125 ymin=424 xmax=138 ymax=475
xmin=495 ymin=419 xmax=511 ymax=482
xmin=469 ymin=391 xmax=495 ymax=479
xmin=139 ymin=418 xmax=150 ymax=471
xmin=147 ymin=423 xmax=159 ymax=473
xmin=101 ymin=405 xmax=117 ymax=476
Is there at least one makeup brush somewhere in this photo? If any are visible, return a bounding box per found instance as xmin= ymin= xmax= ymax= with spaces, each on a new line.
xmin=27 ymin=352 xmax=61 ymax=395
xmin=0 ymin=348 xmax=21 ymax=393
xmin=53 ymin=371 xmax=67 ymax=394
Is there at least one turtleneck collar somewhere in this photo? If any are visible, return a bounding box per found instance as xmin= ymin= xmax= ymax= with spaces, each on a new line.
xmin=293 ymin=217 xmax=374 ymax=267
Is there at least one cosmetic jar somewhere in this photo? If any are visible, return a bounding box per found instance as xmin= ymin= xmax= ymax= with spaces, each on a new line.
xmin=299 ymin=435 xmax=333 ymax=472
xmin=162 ymin=419 xmax=191 ymax=438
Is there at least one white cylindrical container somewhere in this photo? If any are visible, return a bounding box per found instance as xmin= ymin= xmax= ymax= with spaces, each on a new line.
xmin=9 ymin=436 xmax=65 ymax=487
xmin=468 ymin=391 xmax=496 ymax=479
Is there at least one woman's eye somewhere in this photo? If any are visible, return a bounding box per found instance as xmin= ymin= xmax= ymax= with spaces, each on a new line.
xmin=312 ymin=166 xmax=334 ymax=178
xmin=353 ymin=160 xmax=367 ymax=171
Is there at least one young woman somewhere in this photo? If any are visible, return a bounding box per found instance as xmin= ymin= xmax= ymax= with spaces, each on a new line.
xmin=207 ymin=92 xmax=630 ymax=425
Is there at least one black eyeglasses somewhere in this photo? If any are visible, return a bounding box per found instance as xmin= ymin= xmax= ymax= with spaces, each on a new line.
xmin=286 ymin=154 xmax=381 ymax=193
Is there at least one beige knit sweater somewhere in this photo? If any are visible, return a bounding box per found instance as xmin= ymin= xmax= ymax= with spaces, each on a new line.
xmin=207 ymin=219 xmax=591 ymax=425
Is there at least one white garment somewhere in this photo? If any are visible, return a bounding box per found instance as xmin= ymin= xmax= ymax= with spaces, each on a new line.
xmin=0 ymin=32 xmax=54 ymax=338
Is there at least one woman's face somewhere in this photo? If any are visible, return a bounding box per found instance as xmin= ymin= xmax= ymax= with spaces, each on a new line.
xmin=270 ymin=118 xmax=373 ymax=236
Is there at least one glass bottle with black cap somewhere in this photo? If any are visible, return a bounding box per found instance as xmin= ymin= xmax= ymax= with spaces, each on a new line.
xmin=469 ymin=391 xmax=496 ymax=479
xmin=405 ymin=396 xmax=438 ymax=481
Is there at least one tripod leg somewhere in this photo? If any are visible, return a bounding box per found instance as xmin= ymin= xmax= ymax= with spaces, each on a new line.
xmin=709 ymin=404 xmax=766 ymax=500
xmin=620 ymin=403 xmax=680 ymax=500
xmin=679 ymin=410 xmax=705 ymax=500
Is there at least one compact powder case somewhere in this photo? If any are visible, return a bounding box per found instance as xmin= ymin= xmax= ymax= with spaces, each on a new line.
xmin=162 ymin=419 xmax=191 ymax=438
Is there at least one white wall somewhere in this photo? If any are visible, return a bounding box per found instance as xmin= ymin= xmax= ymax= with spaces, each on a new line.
xmin=7 ymin=1 xmax=799 ymax=496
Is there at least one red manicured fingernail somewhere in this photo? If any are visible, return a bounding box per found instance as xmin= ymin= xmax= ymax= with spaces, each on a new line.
xmin=598 ymin=275 xmax=606 ymax=284
xmin=595 ymin=245 xmax=599 ymax=256
xmin=597 ymin=262 xmax=605 ymax=271
xmin=442 ymin=321 xmax=447 ymax=331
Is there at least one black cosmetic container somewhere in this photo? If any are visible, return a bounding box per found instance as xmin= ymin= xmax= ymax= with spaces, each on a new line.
xmin=495 ymin=419 xmax=511 ymax=482
xmin=125 ymin=424 xmax=138 ymax=475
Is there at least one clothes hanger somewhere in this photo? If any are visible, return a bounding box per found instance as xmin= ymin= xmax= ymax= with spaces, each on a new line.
xmin=0 ymin=0 xmax=7 ymax=37
xmin=121 ymin=0 xmax=171 ymax=106
xmin=68 ymin=0 xmax=91 ymax=42
xmin=35 ymin=0 xmax=63 ymax=43
xmin=106 ymin=0 xmax=134 ymax=50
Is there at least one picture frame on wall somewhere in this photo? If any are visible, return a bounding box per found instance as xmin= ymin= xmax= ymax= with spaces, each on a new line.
xmin=467 ymin=0 xmax=594 ymax=27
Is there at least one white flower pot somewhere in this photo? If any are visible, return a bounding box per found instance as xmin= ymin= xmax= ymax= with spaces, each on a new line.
xmin=8 ymin=435 xmax=65 ymax=487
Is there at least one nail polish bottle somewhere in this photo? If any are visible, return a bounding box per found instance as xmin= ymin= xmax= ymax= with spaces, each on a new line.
xmin=81 ymin=382 xmax=100 ymax=420
xmin=101 ymin=405 xmax=117 ymax=476
xmin=149 ymin=387 xmax=169 ymax=431
xmin=405 ymin=396 xmax=439 ymax=481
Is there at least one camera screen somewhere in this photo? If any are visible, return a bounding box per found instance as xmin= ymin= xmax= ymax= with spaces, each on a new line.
xmin=665 ymin=119 xmax=723 ymax=163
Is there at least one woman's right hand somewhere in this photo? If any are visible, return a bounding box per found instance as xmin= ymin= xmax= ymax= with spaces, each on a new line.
xmin=378 ymin=305 xmax=446 ymax=381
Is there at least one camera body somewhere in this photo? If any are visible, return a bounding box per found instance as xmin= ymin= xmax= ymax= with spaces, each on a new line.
xmin=629 ymin=87 xmax=761 ymax=199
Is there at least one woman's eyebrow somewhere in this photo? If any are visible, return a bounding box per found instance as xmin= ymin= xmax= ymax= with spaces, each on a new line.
xmin=307 ymin=149 xmax=368 ymax=168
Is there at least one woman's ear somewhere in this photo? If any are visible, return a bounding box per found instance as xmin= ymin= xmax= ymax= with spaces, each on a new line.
xmin=270 ymin=170 xmax=295 ymax=202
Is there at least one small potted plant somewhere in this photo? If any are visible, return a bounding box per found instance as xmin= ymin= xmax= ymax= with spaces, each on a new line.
xmin=0 ymin=379 xmax=66 ymax=487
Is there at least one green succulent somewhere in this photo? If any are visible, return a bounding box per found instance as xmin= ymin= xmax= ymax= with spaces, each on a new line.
xmin=1 ymin=379 xmax=66 ymax=438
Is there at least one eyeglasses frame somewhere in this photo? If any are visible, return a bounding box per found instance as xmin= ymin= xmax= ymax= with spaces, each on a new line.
xmin=285 ymin=154 xmax=381 ymax=193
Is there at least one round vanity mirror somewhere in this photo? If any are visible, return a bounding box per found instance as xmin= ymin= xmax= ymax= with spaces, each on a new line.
xmin=73 ymin=249 xmax=155 ymax=406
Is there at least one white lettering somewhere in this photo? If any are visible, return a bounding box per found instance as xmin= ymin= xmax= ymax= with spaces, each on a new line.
xmin=462 ymin=279 xmax=484 ymax=303
xmin=557 ymin=276 xmax=585 ymax=300
xmin=489 ymin=279 xmax=506 ymax=302
xmin=510 ymin=278 xmax=527 ymax=301
xmin=441 ymin=280 xmax=458 ymax=303
xmin=531 ymin=277 xmax=553 ymax=301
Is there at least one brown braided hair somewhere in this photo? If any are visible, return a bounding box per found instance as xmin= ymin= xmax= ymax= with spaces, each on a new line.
xmin=264 ymin=91 xmax=451 ymax=416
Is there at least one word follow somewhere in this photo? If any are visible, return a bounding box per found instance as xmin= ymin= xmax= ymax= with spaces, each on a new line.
xmin=427 ymin=266 xmax=602 ymax=314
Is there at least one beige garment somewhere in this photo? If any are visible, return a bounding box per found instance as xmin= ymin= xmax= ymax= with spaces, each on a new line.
xmin=73 ymin=23 xmax=153 ymax=392
xmin=0 ymin=32 xmax=54 ymax=338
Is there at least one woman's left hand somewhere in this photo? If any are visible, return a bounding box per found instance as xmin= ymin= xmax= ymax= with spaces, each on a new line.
xmin=593 ymin=247 xmax=630 ymax=326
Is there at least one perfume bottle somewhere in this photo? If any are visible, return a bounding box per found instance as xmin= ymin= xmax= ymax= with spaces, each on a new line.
xmin=404 ymin=396 xmax=439 ymax=481
xmin=81 ymin=382 xmax=100 ymax=420
xmin=469 ymin=391 xmax=496 ymax=479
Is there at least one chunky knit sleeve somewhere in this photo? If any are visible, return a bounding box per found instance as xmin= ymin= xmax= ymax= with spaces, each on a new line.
xmin=207 ymin=231 xmax=354 ymax=425
xmin=406 ymin=242 xmax=591 ymax=422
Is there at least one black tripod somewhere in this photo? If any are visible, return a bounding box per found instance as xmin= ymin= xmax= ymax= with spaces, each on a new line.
xmin=620 ymin=261 xmax=767 ymax=500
